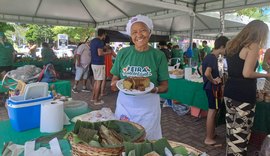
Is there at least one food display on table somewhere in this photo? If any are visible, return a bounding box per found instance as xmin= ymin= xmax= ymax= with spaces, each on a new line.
xmin=188 ymin=70 xmax=203 ymax=83
xmin=71 ymin=107 xmax=116 ymax=123
xmin=169 ymin=69 xmax=184 ymax=79
xmin=117 ymin=77 xmax=154 ymax=95
xmin=123 ymin=138 xmax=207 ymax=156
xmin=66 ymin=120 xmax=145 ymax=156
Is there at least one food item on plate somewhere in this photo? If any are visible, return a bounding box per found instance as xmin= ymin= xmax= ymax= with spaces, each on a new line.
xmin=123 ymin=78 xmax=133 ymax=90
xmin=123 ymin=77 xmax=150 ymax=91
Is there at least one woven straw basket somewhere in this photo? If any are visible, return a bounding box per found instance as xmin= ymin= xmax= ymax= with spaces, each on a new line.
xmin=68 ymin=121 xmax=145 ymax=156
xmin=169 ymin=140 xmax=204 ymax=155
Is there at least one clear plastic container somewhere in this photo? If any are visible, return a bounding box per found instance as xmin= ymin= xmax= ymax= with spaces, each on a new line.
xmin=260 ymin=135 xmax=270 ymax=156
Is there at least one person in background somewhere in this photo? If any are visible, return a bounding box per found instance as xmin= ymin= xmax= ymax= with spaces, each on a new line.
xmin=0 ymin=32 xmax=15 ymax=76
xmin=41 ymin=42 xmax=57 ymax=64
xmin=90 ymin=29 xmax=111 ymax=105
xmin=167 ymin=42 xmax=172 ymax=51
xmin=202 ymin=36 xmax=229 ymax=146
xmin=28 ymin=40 xmax=37 ymax=58
xmin=171 ymin=45 xmax=183 ymax=66
xmin=224 ymin=20 xmax=270 ymax=155
xmin=200 ymin=40 xmax=211 ymax=60
xmin=110 ymin=14 xmax=169 ymax=140
xmin=192 ymin=42 xmax=200 ymax=66
xmin=72 ymin=40 xmax=91 ymax=93
xmin=116 ymin=44 xmax=123 ymax=52
xmin=101 ymin=36 xmax=117 ymax=96
xmin=159 ymin=41 xmax=171 ymax=62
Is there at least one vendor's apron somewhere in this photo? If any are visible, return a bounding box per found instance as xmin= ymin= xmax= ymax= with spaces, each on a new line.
xmin=115 ymin=92 xmax=162 ymax=140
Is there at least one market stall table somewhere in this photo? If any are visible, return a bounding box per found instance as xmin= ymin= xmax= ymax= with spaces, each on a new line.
xmin=160 ymin=78 xmax=208 ymax=110
xmin=160 ymin=78 xmax=270 ymax=134
xmin=0 ymin=120 xmax=74 ymax=153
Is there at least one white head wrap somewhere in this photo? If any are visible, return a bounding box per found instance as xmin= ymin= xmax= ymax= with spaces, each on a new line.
xmin=126 ymin=14 xmax=153 ymax=36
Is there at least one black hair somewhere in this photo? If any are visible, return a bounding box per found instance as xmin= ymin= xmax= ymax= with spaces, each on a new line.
xmin=192 ymin=42 xmax=197 ymax=48
xmin=202 ymin=40 xmax=207 ymax=44
xmin=98 ymin=29 xmax=106 ymax=36
xmin=104 ymin=35 xmax=110 ymax=44
xmin=214 ymin=36 xmax=229 ymax=49
xmin=42 ymin=42 xmax=49 ymax=48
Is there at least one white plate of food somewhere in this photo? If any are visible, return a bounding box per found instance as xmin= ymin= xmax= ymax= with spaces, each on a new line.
xmin=116 ymin=77 xmax=155 ymax=95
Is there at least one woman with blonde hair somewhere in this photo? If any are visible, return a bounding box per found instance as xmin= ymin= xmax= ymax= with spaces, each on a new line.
xmin=224 ymin=20 xmax=270 ymax=155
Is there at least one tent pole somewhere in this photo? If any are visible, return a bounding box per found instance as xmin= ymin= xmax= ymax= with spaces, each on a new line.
xmin=220 ymin=11 xmax=225 ymax=36
xmin=188 ymin=14 xmax=195 ymax=67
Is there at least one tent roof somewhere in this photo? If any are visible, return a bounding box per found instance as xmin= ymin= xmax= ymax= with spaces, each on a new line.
xmin=0 ymin=0 xmax=269 ymax=38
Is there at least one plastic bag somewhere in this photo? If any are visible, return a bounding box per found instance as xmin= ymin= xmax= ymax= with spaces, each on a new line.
xmin=4 ymin=65 xmax=41 ymax=83
xmin=260 ymin=135 xmax=270 ymax=156
xmin=172 ymin=103 xmax=190 ymax=116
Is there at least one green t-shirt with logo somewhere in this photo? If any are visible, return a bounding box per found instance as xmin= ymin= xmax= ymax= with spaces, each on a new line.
xmin=111 ymin=46 xmax=169 ymax=86
xmin=0 ymin=42 xmax=14 ymax=66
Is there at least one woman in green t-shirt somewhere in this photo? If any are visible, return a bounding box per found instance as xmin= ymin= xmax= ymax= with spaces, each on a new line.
xmin=170 ymin=45 xmax=183 ymax=66
xmin=110 ymin=15 xmax=169 ymax=140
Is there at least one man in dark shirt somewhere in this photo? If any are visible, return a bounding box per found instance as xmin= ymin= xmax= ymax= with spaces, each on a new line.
xmin=90 ymin=29 xmax=111 ymax=105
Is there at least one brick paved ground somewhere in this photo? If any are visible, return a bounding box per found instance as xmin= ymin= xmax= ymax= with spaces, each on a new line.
xmin=0 ymin=79 xmax=260 ymax=155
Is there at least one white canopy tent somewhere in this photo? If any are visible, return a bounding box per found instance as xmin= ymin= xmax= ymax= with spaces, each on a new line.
xmin=0 ymin=0 xmax=269 ymax=39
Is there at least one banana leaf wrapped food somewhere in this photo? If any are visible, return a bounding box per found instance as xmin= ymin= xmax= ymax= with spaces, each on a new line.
xmin=65 ymin=120 xmax=145 ymax=156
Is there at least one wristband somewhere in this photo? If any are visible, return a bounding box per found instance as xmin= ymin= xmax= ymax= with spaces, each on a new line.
xmin=155 ymin=87 xmax=159 ymax=94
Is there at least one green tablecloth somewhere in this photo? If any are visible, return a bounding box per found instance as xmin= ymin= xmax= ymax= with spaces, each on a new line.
xmin=253 ymin=101 xmax=270 ymax=134
xmin=0 ymin=120 xmax=74 ymax=153
xmin=0 ymin=80 xmax=71 ymax=97
xmin=160 ymin=78 xmax=208 ymax=110
xmin=49 ymin=80 xmax=71 ymax=97
xmin=160 ymin=78 xmax=270 ymax=134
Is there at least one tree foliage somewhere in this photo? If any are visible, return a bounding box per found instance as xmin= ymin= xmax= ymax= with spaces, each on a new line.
xmin=0 ymin=22 xmax=15 ymax=32
xmin=25 ymin=24 xmax=54 ymax=45
xmin=51 ymin=26 xmax=95 ymax=44
xmin=237 ymin=7 xmax=270 ymax=21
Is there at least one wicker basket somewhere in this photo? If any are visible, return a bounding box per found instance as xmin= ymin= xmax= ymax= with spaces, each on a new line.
xmin=68 ymin=121 xmax=145 ymax=156
xmin=169 ymin=140 xmax=205 ymax=156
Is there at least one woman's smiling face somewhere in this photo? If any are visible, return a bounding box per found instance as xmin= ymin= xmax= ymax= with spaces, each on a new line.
xmin=130 ymin=22 xmax=150 ymax=51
